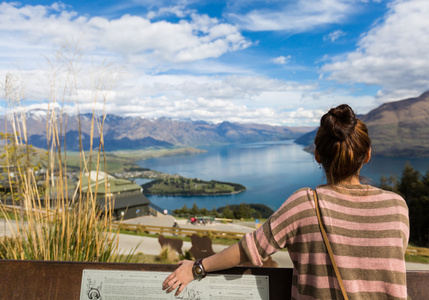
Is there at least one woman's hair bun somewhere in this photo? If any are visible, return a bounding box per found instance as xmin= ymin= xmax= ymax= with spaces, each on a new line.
xmin=323 ymin=104 xmax=357 ymax=141
xmin=314 ymin=104 xmax=371 ymax=184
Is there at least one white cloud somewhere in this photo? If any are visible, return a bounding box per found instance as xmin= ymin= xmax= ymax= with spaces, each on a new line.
xmin=325 ymin=30 xmax=346 ymax=42
xmin=272 ymin=55 xmax=292 ymax=65
xmin=146 ymin=4 xmax=192 ymax=19
xmin=0 ymin=2 xmax=251 ymax=65
xmin=300 ymin=90 xmax=378 ymax=115
xmin=104 ymin=73 xmax=318 ymax=124
xmin=2 ymin=60 xmax=376 ymax=126
xmin=1 ymin=53 xmax=322 ymax=126
xmin=227 ymin=0 xmax=360 ymax=32
xmin=0 ymin=1 xmax=387 ymax=127
xmin=321 ymin=0 xmax=429 ymax=101
xmin=114 ymin=70 xmax=314 ymax=102
xmin=92 ymin=96 xmax=324 ymax=126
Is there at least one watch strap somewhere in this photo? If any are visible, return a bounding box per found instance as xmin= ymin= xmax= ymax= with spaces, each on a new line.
xmin=193 ymin=259 xmax=207 ymax=278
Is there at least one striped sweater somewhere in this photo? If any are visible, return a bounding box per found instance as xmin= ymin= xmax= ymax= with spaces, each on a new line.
xmin=240 ymin=184 xmax=409 ymax=300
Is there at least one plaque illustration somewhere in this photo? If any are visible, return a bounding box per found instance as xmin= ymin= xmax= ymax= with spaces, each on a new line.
xmin=85 ymin=276 xmax=103 ymax=300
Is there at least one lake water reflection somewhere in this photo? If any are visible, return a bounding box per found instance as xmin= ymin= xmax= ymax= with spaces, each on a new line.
xmin=136 ymin=140 xmax=429 ymax=212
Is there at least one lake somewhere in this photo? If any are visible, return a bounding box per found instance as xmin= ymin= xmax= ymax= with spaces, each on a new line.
xmin=136 ymin=140 xmax=429 ymax=213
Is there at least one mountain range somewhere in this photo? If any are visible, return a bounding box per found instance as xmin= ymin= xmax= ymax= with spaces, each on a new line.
xmin=1 ymin=91 xmax=428 ymax=157
xmin=0 ymin=112 xmax=310 ymax=151
xmin=295 ymin=91 xmax=429 ymax=157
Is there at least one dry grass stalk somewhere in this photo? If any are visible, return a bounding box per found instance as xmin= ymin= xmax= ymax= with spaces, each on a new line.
xmin=0 ymin=44 xmax=131 ymax=262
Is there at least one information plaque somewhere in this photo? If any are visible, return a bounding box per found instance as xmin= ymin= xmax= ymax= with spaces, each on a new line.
xmin=80 ymin=269 xmax=269 ymax=300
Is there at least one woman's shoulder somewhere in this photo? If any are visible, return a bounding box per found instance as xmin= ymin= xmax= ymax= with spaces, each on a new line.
xmin=294 ymin=187 xmax=313 ymax=194
xmin=276 ymin=188 xmax=313 ymax=211
xmin=314 ymin=184 xmax=406 ymax=201
xmin=289 ymin=187 xmax=315 ymax=199
xmin=282 ymin=185 xmax=406 ymax=206
xmin=363 ymin=184 xmax=405 ymax=199
xmin=375 ymin=187 xmax=408 ymax=204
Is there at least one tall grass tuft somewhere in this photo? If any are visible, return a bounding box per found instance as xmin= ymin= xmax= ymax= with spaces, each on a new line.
xmin=158 ymin=245 xmax=179 ymax=264
xmin=0 ymin=44 xmax=132 ymax=262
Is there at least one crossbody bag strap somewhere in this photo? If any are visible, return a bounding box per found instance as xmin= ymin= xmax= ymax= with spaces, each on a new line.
xmin=313 ymin=189 xmax=349 ymax=300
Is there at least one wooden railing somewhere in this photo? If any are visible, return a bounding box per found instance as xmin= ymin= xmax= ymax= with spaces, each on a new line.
xmin=2 ymin=204 xmax=428 ymax=254
xmin=116 ymin=223 xmax=429 ymax=258
xmin=406 ymin=246 xmax=429 ymax=258
xmin=113 ymin=223 xmax=246 ymax=240
xmin=0 ymin=204 xmax=55 ymax=221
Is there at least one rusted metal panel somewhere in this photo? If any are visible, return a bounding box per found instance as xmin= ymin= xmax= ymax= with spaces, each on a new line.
xmin=406 ymin=271 xmax=429 ymax=300
xmin=0 ymin=260 xmax=427 ymax=300
xmin=0 ymin=260 xmax=292 ymax=300
xmin=0 ymin=260 xmax=173 ymax=299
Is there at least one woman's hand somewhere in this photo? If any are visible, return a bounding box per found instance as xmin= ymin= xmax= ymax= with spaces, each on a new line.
xmin=162 ymin=260 xmax=195 ymax=296
xmin=162 ymin=243 xmax=247 ymax=296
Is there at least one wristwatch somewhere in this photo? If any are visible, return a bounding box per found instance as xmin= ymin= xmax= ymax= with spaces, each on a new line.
xmin=192 ymin=259 xmax=207 ymax=278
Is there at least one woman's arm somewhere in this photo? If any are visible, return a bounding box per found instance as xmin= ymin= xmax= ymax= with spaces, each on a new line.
xmin=162 ymin=242 xmax=249 ymax=296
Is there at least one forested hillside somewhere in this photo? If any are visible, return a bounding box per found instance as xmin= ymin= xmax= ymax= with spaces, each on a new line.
xmin=380 ymin=163 xmax=429 ymax=247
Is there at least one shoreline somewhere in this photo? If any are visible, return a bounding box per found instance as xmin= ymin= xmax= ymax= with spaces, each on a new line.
xmin=142 ymin=188 xmax=247 ymax=197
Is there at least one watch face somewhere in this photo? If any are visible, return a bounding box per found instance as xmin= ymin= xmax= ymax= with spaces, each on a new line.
xmin=193 ymin=260 xmax=206 ymax=278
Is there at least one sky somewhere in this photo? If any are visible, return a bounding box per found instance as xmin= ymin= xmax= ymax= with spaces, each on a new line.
xmin=0 ymin=0 xmax=429 ymax=126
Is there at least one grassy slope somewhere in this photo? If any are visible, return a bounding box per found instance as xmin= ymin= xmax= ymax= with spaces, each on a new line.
xmin=62 ymin=147 xmax=205 ymax=173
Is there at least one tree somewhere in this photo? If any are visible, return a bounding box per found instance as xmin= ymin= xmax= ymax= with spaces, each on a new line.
xmin=379 ymin=175 xmax=398 ymax=192
xmin=200 ymin=207 xmax=209 ymax=216
xmin=422 ymin=168 xmax=429 ymax=195
xmin=210 ymin=205 xmax=220 ymax=218
xmin=390 ymin=163 xmax=429 ymax=246
xmin=221 ymin=204 xmax=234 ymax=219
xmin=398 ymin=162 xmax=424 ymax=203
xmin=190 ymin=202 xmax=199 ymax=216
xmin=251 ymin=210 xmax=262 ymax=220
xmin=416 ymin=168 xmax=429 ymax=246
xmin=173 ymin=204 xmax=189 ymax=216
xmin=235 ymin=202 xmax=252 ymax=219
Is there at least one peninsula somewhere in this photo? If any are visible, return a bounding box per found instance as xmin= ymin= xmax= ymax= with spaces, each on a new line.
xmin=141 ymin=177 xmax=246 ymax=196
xmin=18 ymin=146 xmax=246 ymax=197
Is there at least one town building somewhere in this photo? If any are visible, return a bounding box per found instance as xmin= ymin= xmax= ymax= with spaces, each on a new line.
xmin=79 ymin=171 xmax=154 ymax=220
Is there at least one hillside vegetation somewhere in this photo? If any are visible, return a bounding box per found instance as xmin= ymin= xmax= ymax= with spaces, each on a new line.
xmin=173 ymin=202 xmax=273 ymax=219
xmin=380 ymin=163 xmax=429 ymax=247
xmin=142 ymin=177 xmax=246 ymax=196
xmin=61 ymin=147 xmax=205 ymax=174
xmin=360 ymin=91 xmax=429 ymax=157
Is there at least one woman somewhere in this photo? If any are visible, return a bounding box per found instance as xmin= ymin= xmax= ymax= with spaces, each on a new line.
xmin=163 ymin=104 xmax=409 ymax=299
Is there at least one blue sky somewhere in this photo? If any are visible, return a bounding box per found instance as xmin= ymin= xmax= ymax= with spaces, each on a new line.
xmin=1 ymin=0 xmax=428 ymax=126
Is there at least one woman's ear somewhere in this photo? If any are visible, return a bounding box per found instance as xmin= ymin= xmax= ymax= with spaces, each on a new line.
xmin=315 ymin=149 xmax=321 ymax=164
xmin=364 ymin=147 xmax=372 ymax=164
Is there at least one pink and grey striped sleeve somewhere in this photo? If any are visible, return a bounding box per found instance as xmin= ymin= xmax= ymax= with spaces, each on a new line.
xmin=240 ymin=188 xmax=312 ymax=266
xmin=239 ymin=184 xmax=410 ymax=300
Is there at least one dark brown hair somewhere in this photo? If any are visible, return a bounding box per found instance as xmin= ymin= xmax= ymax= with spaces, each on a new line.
xmin=314 ymin=104 xmax=371 ymax=184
